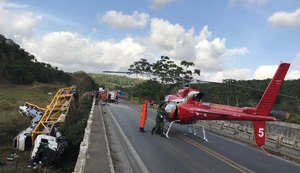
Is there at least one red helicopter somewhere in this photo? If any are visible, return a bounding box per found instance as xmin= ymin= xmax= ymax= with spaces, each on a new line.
xmin=163 ymin=63 xmax=290 ymax=150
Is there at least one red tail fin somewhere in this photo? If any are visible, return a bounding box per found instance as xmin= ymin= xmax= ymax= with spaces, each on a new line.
xmin=256 ymin=63 xmax=290 ymax=116
xmin=253 ymin=63 xmax=290 ymax=147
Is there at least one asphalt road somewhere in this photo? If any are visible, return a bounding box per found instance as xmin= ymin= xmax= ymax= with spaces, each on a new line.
xmin=104 ymin=100 xmax=300 ymax=173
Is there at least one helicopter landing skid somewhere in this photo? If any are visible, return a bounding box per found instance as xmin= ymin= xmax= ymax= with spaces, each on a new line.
xmin=163 ymin=120 xmax=180 ymax=138
xmin=188 ymin=124 xmax=208 ymax=142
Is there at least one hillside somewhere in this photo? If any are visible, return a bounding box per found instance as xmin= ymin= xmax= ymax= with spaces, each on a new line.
xmin=0 ymin=34 xmax=70 ymax=84
xmin=0 ymin=34 xmax=99 ymax=172
xmin=90 ymin=73 xmax=145 ymax=89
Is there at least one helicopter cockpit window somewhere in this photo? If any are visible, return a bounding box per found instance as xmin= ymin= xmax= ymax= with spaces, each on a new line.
xmin=192 ymin=92 xmax=204 ymax=101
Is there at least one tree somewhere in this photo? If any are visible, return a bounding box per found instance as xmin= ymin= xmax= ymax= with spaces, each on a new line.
xmin=128 ymin=58 xmax=152 ymax=75
xmin=128 ymin=56 xmax=200 ymax=85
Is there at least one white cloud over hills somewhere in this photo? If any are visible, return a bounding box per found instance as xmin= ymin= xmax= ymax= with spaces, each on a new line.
xmin=0 ymin=1 xmax=299 ymax=81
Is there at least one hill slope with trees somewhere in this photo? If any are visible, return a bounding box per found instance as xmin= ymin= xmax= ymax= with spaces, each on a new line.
xmin=0 ymin=34 xmax=70 ymax=84
xmin=90 ymin=73 xmax=145 ymax=89
xmin=0 ymin=34 xmax=99 ymax=172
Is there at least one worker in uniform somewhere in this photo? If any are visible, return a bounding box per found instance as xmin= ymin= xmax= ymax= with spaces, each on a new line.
xmin=151 ymin=102 xmax=167 ymax=137
xmin=139 ymin=100 xmax=148 ymax=132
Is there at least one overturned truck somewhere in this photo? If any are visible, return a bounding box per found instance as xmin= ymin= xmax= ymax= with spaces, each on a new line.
xmin=13 ymin=86 xmax=77 ymax=168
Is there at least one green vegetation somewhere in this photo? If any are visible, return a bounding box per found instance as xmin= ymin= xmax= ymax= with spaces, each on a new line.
xmin=128 ymin=80 xmax=167 ymax=103
xmin=71 ymin=71 xmax=98 ymax=94
xmin=0 ymin=34 xmax=70 ymax=84
xmin=128 ymin=56 xmax=200 ymax=84
xmin=60 ymin=96 xmax=93 ymax=171
xmin=90 ymin=73 xmax=144 ymax=89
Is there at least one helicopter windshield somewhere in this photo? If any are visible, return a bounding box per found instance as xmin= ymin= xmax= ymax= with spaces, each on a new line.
xmin=192 ymin=92 xmax=204 ymax=102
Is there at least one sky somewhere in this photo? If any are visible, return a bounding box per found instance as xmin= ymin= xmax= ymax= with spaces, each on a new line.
xmin=0 ymin=0 xmax=300 ymax=82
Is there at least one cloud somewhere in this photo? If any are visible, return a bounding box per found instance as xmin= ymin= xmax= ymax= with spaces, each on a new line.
xmin=295 ymin=52 xmax=300 ymax=68
xmin=194 ymin=35 xmax=248 ymax=72
xmin=199 ymin=25 xmax=212 ymax=41
xmin=268 ymin=8 xmax=300 ymax=28
xmin=286 ymin=70 xmax=300 ymax=80
xmin=223 ymin=68 xmax=251 ymax=80
xmin=0 ymin=2 xmax=250 ymax=81
xmin=99 ymin=10 xmax=149 ymax=29
xmin=194 ymin=38 xmax=227 ymax=71
xmin=24 ymin=32 xmax=146 ymax=72
xmin=252 ymin=64 xmax=300 ymax=80
xmin=229 ymin=0 xmax=267 ymax=6
xmin=287 ymin=52 xmax=300 ymax=80
xmin=224 ymin=47 xmax=249 ymax=57
xmin=149 ymin=18 xmax=196 ymax=60
xmin=149 ymin=19 xmax=248 ymax=72
xmin=253 ymin=59 xmax=300 ymax=80
xmin=0 ymin=5 xmax=41 ymax=41
xmin=0 ymin=2 xmax=28 ymax=9
xmin=20 ymin=17 xmax=248 ymax=78
xmin=201 ymin=68 xmax=251 ymax=82
xmin=18 ymin=16 xmax=248 ymax=75
xmin=253 ymin=65 xmax=277 ymax=79
xmin=150 ymin=0 xmax=172 ymax=9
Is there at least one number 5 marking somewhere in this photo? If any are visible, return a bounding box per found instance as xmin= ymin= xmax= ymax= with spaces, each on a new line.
xmin=258 ymin=128 xmax=264 ymax=137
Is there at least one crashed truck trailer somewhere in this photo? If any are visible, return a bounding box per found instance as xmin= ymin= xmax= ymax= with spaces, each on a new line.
xmin=13 ymin=86 xmax=77 ymax=168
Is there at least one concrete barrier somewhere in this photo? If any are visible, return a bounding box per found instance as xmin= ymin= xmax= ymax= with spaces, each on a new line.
xmin=73 ymin=98 xmax=96 ymax=173
xmin=200 ymin=120 xmax=300 ymax=161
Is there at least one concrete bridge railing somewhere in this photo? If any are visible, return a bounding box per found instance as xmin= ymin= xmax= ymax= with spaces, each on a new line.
xmin=200 ymin=121 xmax=300 ymax=160
xmin=73 ymin=98 xmax=96 ymax=173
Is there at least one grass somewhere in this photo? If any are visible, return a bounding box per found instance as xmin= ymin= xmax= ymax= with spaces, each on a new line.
xmin=0 ymin=144 xmax=31 ymax=173
xmin=0 ymin=83 xmax=62 ymax=107
xmin=0 ymin=83 xmax=65 ymax=172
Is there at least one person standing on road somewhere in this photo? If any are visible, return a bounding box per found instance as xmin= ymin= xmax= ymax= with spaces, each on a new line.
xmin=151 ymin=102 xmax=167 ymax=137
xmin=115 ymin=93 xmax=119 ymax=104
xmin=139 ymin=100 xmax=148 ymax=132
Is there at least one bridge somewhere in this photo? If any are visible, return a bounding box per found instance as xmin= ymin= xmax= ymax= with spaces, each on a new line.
xmin=74 ymin=99 xmax=300 ymax=173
